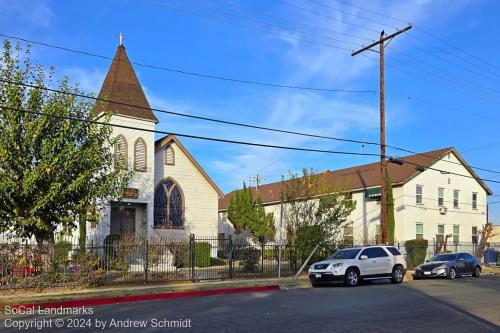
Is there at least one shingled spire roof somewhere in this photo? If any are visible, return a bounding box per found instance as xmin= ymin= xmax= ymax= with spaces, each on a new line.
xmin=94 ymin=45 xmax=158 ymax=123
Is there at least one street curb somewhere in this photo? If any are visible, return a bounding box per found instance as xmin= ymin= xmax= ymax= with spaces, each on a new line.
xmin=2 ymin=285 xmax=281 ymax=310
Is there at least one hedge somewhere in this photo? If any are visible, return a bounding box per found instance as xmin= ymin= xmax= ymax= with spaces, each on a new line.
xmin=184 ymin=242 xmax=212 ymax=268
xmin=404 ymin=239 xmax=428 ymax=268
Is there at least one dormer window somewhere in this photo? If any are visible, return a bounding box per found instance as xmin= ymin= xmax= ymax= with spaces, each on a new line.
xmin=114 ymin=135 xmax=128 ymax=169
xmin=134 ymin=138 xmax=147 ymax=171
xmin=165 ymin=145 xmax=175 ymax=165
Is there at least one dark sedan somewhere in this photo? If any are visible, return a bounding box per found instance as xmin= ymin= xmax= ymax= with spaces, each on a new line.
xmin=413 ymin=252 xmax=481 ymax=280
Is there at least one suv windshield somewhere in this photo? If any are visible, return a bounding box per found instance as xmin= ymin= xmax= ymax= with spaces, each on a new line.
xmin=328 ymin=248 xmax=361 ymax=260
xmin=430 ymin=254 xmax=457 ymax=262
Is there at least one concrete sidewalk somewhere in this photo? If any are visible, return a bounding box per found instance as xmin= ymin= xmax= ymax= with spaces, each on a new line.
xmin=0 ymin=277 xmax=310 ymax=308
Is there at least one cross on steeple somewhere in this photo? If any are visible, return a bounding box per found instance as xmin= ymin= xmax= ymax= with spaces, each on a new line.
xmin=118 ymin=32 xmax=123 ymax=46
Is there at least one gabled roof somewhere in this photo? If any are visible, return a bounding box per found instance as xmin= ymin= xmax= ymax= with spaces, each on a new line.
xmin=94 ymin=45 xmax=158 ymax=123
xmin=156 ymin=135 xmax=224 ymax=197
xmin=218 ymin=147 xmax=493 ymax=211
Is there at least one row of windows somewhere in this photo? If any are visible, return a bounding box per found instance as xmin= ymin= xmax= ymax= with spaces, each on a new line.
xmin=415 ymin=185 xmax=478 ymax=209
xmin=114 ymin=135 xmax=176 ymax=171
xmin=415 ymin=223 xmax=478 ymax=244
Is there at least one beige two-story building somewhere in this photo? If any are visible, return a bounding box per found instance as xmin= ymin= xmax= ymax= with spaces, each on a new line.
xmin=218 ymin=148 xmax=492 ymax=246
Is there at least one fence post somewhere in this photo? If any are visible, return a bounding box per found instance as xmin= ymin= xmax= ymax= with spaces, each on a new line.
xmin=261 ymin=241 xmax=265 ymax=278
xmin=228 ymin=235 xmax=233 ymax=280
xmin=455 ymin=242 xmax=458 ymax=253
xmin=189 ymin=234 xmax=195 ymax=282
xmin=397 ymin=242 xmax=400 ymax=250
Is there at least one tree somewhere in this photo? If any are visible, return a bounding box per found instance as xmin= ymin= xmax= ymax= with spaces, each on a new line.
xmin=0 ymin=40 xmax=132 ymax=244
xmin=226 ymin=183 xmax=275 ymax=244
xmin=475 ymin=223 xmax=494 ymax=260
xmin=281 ymin=169 xmax=356 ymax=261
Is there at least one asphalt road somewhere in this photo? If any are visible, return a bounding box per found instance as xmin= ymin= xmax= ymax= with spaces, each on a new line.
xmin=1 ymin=275 xmax=499 ymax=333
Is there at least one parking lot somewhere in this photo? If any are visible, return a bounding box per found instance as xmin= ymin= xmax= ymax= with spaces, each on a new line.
xmin=1 ymin=275 xmax=498 ymax=332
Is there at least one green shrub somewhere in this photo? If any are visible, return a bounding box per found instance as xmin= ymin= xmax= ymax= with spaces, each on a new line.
xmin=54 ymin=241 xmax=72 ymax=264
xmin=237 ymin=248 xmax=261 ymax=272
xmin=210 ymin=257 xmax=226 ymax=266
xmin=183 ymin=242 xmax=212 ymax=268
xmin=404 ymin=239 xmax=428 ymax=268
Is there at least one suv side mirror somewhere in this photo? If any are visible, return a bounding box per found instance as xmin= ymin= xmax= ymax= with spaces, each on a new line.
xmin=359 ymin=255 xmax=368 ymax=260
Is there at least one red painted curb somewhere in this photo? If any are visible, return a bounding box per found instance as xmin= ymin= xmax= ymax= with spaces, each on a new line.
xmin=3 ymin=285 xmax=280 ymax=310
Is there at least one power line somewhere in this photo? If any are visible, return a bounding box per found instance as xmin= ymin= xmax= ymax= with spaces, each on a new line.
xmin=4 ymin=77 xmax=500 ymax=177
xmin=331 ymin=0 xmax=500 ymax=74
xmin=0 ymin=104 xmax=380 ymax=157
xmin=0 ymin=78 xmax=378 ymax=146
xmin=159 ymin=0 xmax=364 ymax=46
xmin=3 ymin=104 xmax=500 ymax=186
xmin=210 ymin=0 xmax=373 ymax=42
xmin=142 ymin=0 xmax=355 ymax=52
xmin=291 ymin=0 xmax=500 ymax=83
xmin=0 ymin=33 xmax=374 ymax=94
xmin=202 ymin=0 xmax=500 ymax=101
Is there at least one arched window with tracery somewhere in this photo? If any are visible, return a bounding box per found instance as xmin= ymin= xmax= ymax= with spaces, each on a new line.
xmin=114 ymin=135 xmax=128 ymax=169
xmin=154 ymin=178 xmax=184 ymax=228
xmin=134 ymin=137 xmax=147 ymax=171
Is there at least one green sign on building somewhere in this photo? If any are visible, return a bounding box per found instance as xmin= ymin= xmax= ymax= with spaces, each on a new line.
xmin=365 ymin=187 xmax=381 ymax=199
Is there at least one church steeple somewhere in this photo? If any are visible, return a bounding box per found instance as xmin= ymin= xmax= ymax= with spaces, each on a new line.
xmin=95 ymin=43 xmax=158 ymax=123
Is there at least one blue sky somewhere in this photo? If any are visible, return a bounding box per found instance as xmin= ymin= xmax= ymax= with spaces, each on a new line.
xmin=1 ymin=0 xmax=500 ymax=222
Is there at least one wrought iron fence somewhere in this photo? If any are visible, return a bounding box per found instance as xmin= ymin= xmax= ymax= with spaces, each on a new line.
xmin=0 ymin=234 xmax=497 ymax=289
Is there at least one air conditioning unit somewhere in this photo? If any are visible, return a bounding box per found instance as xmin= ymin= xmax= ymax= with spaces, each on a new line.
xmin=439 ymin=206 xmax=448 ymax=215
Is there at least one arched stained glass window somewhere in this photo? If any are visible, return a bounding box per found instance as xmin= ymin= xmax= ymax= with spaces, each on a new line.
xmin=154 ymin=178 xmax=184 ymax=228
xmin=134 ymin=138 xmax=147 ymax=171
xmin=114 ymin=135 xmax=128 ymax=169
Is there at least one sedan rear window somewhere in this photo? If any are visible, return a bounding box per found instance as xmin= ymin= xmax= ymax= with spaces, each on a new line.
xmin=386 ymin=247 xmax=401 ymax=256
xmin=328 ymin=248 xmax=361 ymax=259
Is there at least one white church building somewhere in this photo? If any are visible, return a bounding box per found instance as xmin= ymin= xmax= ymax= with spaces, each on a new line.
xmin=89 ymin=44 xmax=223 ymax=242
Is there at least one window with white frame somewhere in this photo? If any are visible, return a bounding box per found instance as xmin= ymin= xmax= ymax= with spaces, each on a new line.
xmin=343 ymin=225 xmax=354 ymax=246
xmin=438 ymin=187 xmax=445 ymax=206
xmin=416 ymin=185 xmax=423 ymax=204
xmin=453 ymin=190 xmax=459 ymax=208
xmin=472 ymin=192 xmax=478 ymax=209
xmin=437 ymin=224 xmax=445 ymax=243
xmin=472 ymin=226 xmax=478 ymax=244
xmin=416 ymin=223 xmax=424 ymax=240
xmin=453 ymin=225 xmax=460 ymax=244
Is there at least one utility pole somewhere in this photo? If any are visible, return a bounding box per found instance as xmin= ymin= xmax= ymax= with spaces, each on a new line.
xmin=249 ymin=174 xmax=266 ymax=194
xmin=352 ymin=25 xmax=412 ymax=244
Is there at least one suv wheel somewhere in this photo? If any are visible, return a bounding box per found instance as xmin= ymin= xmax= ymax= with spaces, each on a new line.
xmin=472 ymin=266 xmax=481 ymax=277
xmin=344 ymin=268 xmax=359 ymax=287
xmin=391 ymin=266 xmax=404 ymax=284
xmin=447 ymin=267 xmax=457 ymax=280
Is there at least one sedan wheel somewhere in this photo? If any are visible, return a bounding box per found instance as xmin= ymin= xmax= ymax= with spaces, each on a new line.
xmin=344 ymin=268 xmax=359 ymax=287
xmin=472 ymin=266 xmax=481 ymax=277
xmin=447 ymin=267 xmax=456 ymax=280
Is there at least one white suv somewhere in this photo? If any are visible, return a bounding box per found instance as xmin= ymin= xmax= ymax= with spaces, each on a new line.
xmin=308 ymin=246 xmax=407 ymax=287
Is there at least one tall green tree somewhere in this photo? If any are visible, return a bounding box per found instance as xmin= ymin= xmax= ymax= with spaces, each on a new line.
xmin=0 ymin=40 xmax=132 ymax=244
xmin=281 ymin=169 xmax=356 ymax=261
xmin=386 ymin=171 xmax=395 ymax=244
xmin=226 ymin=183 xmax=275 ymax=244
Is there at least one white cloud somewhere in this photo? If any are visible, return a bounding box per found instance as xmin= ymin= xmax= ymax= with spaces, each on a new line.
xmin=61 ymin=67 xmax=106 ymax=94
